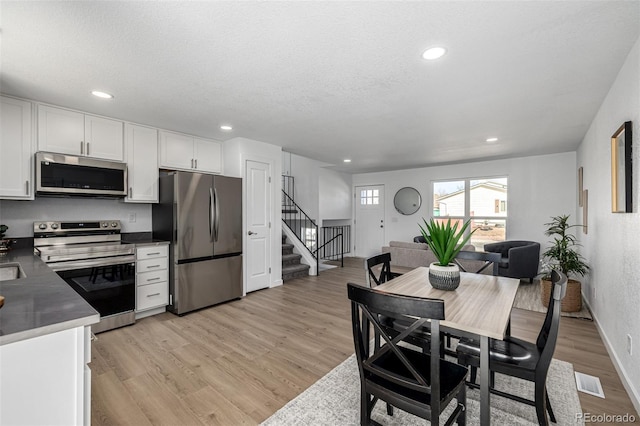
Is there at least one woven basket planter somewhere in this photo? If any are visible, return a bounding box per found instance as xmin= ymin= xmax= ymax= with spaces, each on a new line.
xmin=428 ymin=262 xmax=461 ymax=291
xmin=541 ymin=278 xmax=582 ymax=312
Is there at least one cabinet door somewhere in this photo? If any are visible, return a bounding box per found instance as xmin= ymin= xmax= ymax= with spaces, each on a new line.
xmin=158 ymin=131 xmax=194 ymax=170
xmin=194 ymin=137 xmax=222 ymax=174
xmin=37 ymin=105 xmax=84 ymax=155
xmin=84 ymin=115 xmax=124 ymax=161
xmin=1 ymin=97 xmax=33 ymax=199
xmin=125 ymin=123 xmax=158 ymax=203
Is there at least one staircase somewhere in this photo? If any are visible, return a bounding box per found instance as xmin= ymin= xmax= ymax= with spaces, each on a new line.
xmin=282 ymin=234 xmax=310 ymax=281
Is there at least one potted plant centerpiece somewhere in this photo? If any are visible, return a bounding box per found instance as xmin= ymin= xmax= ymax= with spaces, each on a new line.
xmin=419 ymin=218 xmax=475 ymax=290
xmin=541 ymin=215 xmax=589 ymax=312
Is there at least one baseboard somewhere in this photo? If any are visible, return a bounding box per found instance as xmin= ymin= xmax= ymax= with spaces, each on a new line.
xmin=583 ymin=297 xmax=640 ymax=415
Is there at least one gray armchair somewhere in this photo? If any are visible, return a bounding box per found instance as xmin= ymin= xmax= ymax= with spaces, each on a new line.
xmin=484 ymin=240 xmax=540 ymax=282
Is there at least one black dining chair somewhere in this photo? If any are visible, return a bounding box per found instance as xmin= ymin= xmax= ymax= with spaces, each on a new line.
xmin=456 ymin=270 xmax=568 ymax=426
xmin=364 ymin=253 xmax=402 ymax=288
xmin=365 ymin=253 xmax=435 ymax=355
xmin=347 ymin=283 xmax=468 ymax=426
xmin=453 ymin=250 xmax=502 ymax=275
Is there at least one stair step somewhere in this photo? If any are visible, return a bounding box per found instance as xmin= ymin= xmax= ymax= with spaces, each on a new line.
xmin=282 ymin=243 xmax=294 ymax=255
xmin=282 ymin=263 xmax=310 ymax=281
xmin=282 ymin=253 xmax=302 ymax=266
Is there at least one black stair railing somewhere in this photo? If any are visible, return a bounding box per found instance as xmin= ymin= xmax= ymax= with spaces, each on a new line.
xmin=281 ymin=190 xmax=319 ymax=274
xmin=281 ymin=175 xmax=347 ymax=272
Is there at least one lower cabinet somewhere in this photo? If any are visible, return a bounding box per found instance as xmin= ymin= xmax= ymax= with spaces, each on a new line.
xmin=135 ymin=244 xmax=169 ymax=319
xmin=0 ymin=326 xmax=92 ymax=425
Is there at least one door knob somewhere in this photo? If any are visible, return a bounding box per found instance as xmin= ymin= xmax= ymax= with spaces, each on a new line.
xmin=248 ymin=231 xmax=256 ymax=235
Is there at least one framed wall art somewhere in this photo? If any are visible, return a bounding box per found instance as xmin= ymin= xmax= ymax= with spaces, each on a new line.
xmin=578 ymin=166 xmax=584 ymax=207
xmin=611 ymin=121 xmax=632 ymax=213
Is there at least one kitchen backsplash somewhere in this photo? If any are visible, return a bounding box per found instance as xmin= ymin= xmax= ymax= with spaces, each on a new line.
xmin=0 ymin=198 xmax=152 ymax=237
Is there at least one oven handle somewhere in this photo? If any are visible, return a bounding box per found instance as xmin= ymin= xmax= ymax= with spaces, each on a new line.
xmin=46 ymin=255 xmax=136 ymax=272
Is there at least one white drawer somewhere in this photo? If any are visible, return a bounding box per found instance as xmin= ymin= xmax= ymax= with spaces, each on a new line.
xmin=136 ymin=281 xmax=168 ymax=311
xmin=137 ymin=269 xmax=168 ymax=286
xmin=137 ymin=257 xmax=167 ymax=273
xmin=137 ymin=245 xmax=168 ymax=260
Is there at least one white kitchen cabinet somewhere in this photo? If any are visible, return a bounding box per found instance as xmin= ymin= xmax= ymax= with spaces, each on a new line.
xmin=0 ymin=96 xmax=34 ymax=199
xmin=125 ymin=123 xmax=159 ymax=203
xmin=159 ymin=130 xmax=222 ymax=174
xmin=38 ymin=104 xmax=124 ymax=161
xmin=0 ymin=326 xmax=92 ymax=426
xmin=135 ymin=244 xmax=169 ymax=319
xmin=194 ymin=136 xmax=222 ymax=173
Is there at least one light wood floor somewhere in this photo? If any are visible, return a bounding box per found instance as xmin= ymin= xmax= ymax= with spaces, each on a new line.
xmin=91 ymin=258 xmax=639 ymax=425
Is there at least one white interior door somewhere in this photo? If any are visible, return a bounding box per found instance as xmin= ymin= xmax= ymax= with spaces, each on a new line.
xmin=355 ymin=185 xmax=385 ymax=258
xmin=246 ymin=160 xmax=271 ymax=293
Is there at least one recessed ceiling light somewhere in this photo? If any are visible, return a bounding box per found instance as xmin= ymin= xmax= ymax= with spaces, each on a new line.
xmin=422 ymin=46 xmax=447 ymax=60
xmin=220 ymin=125 xmax=233 ymax=131
xmin=91 ymin=90 xmax=113 ymax=99
xmin=343 ymin=159 xmax=352 ymax=163
xmin=486 ymin=137 xmax=499 ymax=143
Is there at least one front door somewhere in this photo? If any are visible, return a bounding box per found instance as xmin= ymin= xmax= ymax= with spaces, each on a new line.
xmin=355 ymin=185 xmax=385 ymax=258
xmin=246 ymin=160 xmax=271 ymax=293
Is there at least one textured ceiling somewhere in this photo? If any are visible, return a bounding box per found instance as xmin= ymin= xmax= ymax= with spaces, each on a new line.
xmin=1 ymin=1 xmax=639 ymax=173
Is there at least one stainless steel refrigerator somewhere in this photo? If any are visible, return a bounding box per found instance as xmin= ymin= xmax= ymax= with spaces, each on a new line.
xmin=152 ymin=171 xmax=242 ymax=315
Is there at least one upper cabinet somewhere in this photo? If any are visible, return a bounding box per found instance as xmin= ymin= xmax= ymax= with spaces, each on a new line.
xmin=125 ymin=123 xmax=158 ymax=203
xmin=38 ymin=105 xmax=124 ymax=161
xmin=0 ymin=96 xmax=34 ymax=200
xmin=159 ymin=130 xmax=222 ymax=174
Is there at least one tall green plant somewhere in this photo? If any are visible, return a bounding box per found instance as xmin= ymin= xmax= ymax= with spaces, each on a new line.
xmin=543 ymin=215 xmax=589 ymax=277
xmin=419 ymin=218 xmax=475 ymax=266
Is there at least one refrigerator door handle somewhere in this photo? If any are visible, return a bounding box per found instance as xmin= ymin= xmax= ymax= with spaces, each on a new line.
xmin=209 ymin=187 xmax=214 ymax=242
xmin=214 ymin=187 xmax=220 ymax=242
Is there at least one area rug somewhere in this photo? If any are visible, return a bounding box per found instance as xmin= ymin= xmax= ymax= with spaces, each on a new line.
xmin=513 ymin=280 xmax=592 ymax=320
xmin=261 ymin=354 xmax=584 ymax=426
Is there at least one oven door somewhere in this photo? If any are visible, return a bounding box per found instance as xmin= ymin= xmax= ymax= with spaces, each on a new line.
xmin=54 ymin=256 xmax=136 ymax=320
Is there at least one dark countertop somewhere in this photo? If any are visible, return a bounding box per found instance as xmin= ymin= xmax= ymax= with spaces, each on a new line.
xmin=0 ymin=248 xmax=99 ymax=346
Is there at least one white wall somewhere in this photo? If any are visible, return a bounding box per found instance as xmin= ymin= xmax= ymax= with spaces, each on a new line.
xmin=352 ymin=151 xmax=576 ymax=250
xmin=285 ymin=152 xmax=352 ymax=224
xmin=319 ymin=168 xmax=352 ymax=224
xmin=0 ymin=198 xmax=151 ymax=237
xmin=576 ymin=36 xmax=640 ymax=411
xmin=225 ymin=137 xmax=283 ymax=289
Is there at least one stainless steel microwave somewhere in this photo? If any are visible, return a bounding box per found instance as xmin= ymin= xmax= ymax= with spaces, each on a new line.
xmin=35 ymin=152 xmax=127 ymax=197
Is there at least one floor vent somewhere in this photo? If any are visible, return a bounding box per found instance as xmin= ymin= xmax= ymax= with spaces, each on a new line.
xmin=575 ymin=372 xmax=605 ymax=398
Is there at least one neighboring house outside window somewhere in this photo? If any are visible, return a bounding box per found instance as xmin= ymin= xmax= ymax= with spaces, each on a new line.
xmin=433 ymin=177 xmax=507 ymax=250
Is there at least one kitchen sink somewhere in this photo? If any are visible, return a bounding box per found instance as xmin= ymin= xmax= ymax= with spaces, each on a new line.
xmin=0 ymin=263 xmax=26 ymax=282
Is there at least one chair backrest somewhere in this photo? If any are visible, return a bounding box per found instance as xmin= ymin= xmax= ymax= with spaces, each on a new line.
xmin=365 ymin=253 xmax=395 ymax=287
xmin=413 ymin=235 xmax=427 ymax=243
xmin=453 ymin=250 xmax=501 ymax=275
xmin=535 ymin=270 xmax=568 ymax=373
xmin=347 ymin=283 xmax=445 ymax=411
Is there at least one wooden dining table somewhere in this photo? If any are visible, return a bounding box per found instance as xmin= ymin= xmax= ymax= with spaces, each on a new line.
xmin=375 ymin=266 xmax=520 ymax=426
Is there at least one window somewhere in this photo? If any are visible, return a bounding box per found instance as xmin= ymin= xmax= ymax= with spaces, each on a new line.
xmin=360 ymin=189 xmax=379 ymax=205
xmin=433 ymin=177 xmax=508 ymax=250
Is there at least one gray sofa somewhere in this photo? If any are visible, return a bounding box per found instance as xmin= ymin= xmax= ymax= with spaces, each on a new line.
xmin=382 ymin=241 xmax=486 ymax=272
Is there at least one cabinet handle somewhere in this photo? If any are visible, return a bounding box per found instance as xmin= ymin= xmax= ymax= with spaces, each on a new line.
xmin=25 ymin=180 xmax=29 ymax=195
xmin=80 ymin=141 xmax=84 ymax=154
xmin=146 ymin=252 xmax=161 ymax=256
xmin=146 ymin=265 xmax=161 ymax=269
xmin=147 ymin=293 xmax=161 ymax=297
xmin=87 ymin=142 xmax=90 ymax=155
xmin=146 ymin=277 xmax=161 ymax=282
xmin=194 ymin=159 xmax=197 ymax=168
